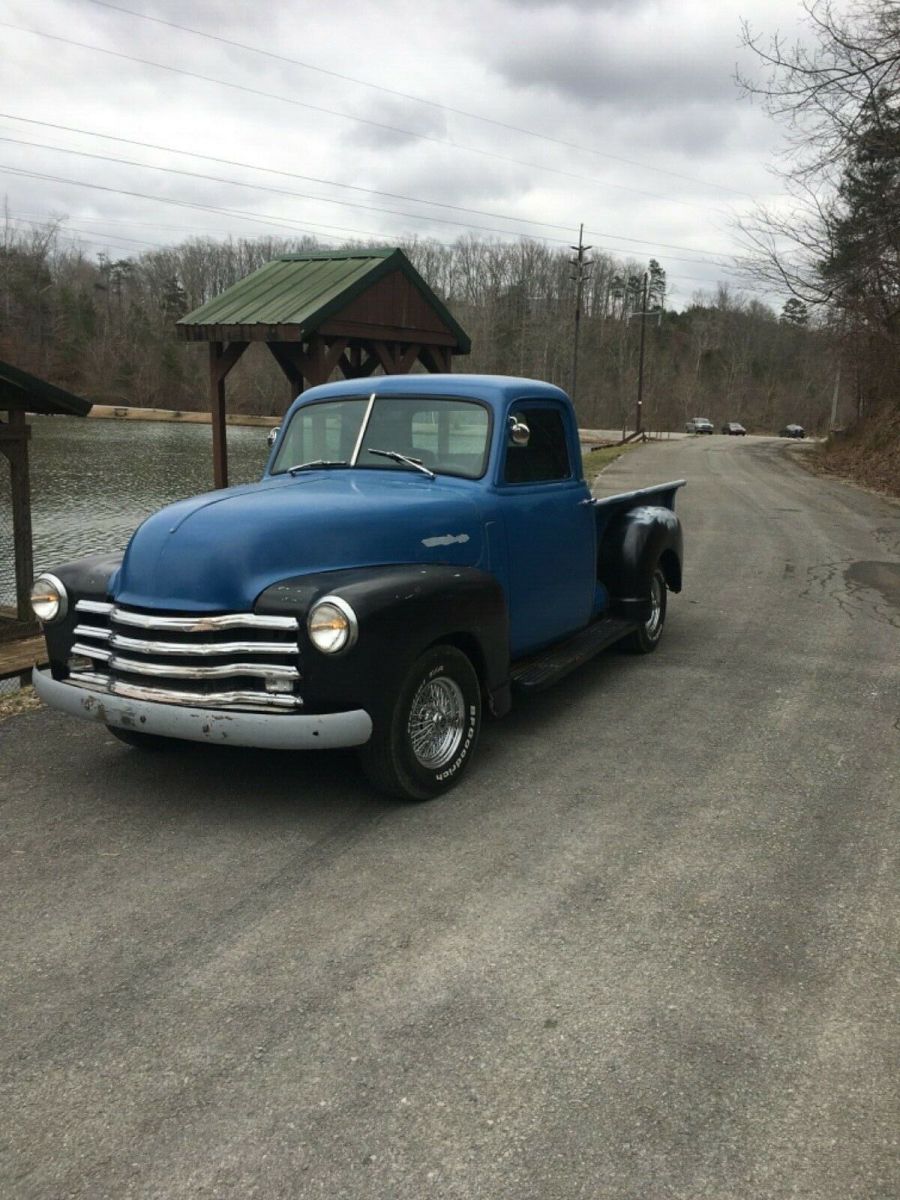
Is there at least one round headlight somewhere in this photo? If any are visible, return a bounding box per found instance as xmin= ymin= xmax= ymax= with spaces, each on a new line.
xmin=30 ymin=574 xmax=68 ymax=623
xmin=307 ymin=596 xmax=358 ymax=654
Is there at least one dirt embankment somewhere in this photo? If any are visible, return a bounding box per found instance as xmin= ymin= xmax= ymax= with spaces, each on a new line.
xmin=814 ymin=403 xmax=900 ymax=499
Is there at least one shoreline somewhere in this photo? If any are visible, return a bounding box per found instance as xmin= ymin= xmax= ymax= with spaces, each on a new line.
xmin=83 ymin=409 xmax=643 ymax=440
xmin=87 ymin=404 xmax=280 ymax=428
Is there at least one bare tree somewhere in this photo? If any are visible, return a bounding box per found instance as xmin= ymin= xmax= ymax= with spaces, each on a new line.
xmin=736 ymin=1 xmax=900 ymax=404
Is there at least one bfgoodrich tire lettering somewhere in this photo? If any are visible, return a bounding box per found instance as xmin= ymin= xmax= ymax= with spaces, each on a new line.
xmin=359 ymin=645 xmax=482 ymax=801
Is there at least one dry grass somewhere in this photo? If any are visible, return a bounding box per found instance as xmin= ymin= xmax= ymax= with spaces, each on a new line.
xmin=813 ymin=402 xmax=900 ymax=499
xmin=582 ymin=441 xmax=634 ymax=483
xmin=0 ymin=685 xmax=43 ymax=722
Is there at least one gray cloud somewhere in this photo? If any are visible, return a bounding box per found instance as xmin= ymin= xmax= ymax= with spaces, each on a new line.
xmin=0 ymin=0 xmax=791 ymax=307
xmin=342 ymin=96 xmax=449 ymax=150
xmin=488 ymin=35 xmax=737 ymax=113
xmin=504 ymin=0 xmax=632 ymax=9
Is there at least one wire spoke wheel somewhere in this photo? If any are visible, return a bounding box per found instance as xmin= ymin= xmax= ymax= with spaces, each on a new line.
xmin=645 ymin=570 xmax=664 ymax=641
xmin=407 ymin=675 xmax=466 ymax=769
xmin=622 ymin=563 xmax=667 ymax=654
xmin=359 ymin=644 xmax=482 ymax=801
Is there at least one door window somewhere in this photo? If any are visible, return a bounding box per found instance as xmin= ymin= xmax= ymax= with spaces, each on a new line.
xmin=504 ymin=407 xmax=572 ymax=484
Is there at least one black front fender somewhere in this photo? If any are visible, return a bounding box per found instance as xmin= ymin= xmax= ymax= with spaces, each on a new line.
xmin=38 ymin=551 xmax=124 ymax=673
xmin=255 ymin=564 xmax=511 ymax=718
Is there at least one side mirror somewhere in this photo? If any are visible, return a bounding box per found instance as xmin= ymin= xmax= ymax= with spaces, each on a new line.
xmin=508 ymin=415 xmax=530 ymax=447
xmin=266 ymin=426 xmax=280 ymax=449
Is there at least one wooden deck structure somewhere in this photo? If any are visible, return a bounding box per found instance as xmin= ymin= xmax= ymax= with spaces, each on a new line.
xmin=176 ymin=248 xmax=471 ymax=488
xmin=0 ymin=361 xmax=92 ymax=645
xmin=0 ymin=633 xmax=47 ymax=685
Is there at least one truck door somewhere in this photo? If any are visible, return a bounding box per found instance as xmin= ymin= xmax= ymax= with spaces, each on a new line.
xmin=500 ymin=402 xmax=596 ymax=657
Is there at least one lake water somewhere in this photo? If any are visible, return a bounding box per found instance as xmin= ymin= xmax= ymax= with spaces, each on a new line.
xmin=1 ymin=416 xmax=271 ymax=606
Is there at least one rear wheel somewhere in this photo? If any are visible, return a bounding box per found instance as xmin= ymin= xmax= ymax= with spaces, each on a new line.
xmin=622 ymin=565 xmax=667 ymax=654
xmin=359 ymin=645 xmax=481 ymax=801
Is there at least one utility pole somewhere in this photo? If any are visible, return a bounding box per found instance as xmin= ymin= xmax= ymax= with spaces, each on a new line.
xmin=627 ymin=270 xmax=664 ymax=436
xmin=830 ymin=362 xmax=841 ymax=430
xmin=570 ymin=224 xmax=592 ymax=405
xmin=635 ymin=272 xmax=648 ymax=436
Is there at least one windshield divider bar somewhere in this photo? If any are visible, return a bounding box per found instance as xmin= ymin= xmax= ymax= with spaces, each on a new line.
xmin=350 ymin=392 xmax=377 ymax=466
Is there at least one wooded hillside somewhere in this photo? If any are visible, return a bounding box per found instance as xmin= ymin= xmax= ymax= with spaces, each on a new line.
xmin=0 ymin=222 xmax=838 ymax=434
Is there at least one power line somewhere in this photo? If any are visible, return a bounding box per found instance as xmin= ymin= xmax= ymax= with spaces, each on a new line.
xmin=2 ymin=166 xmax=748 ymax=294
xmin=4 ymin=205 xmax=285 ymax=239
xmin=1 ymin=212 xmax=165 ymax=252
xmin=0 ymin=164 xmax=346 ymax=241
xmin=0 ymin=20 xmax=737 ymax=217
xmin=0 ymin=131 xmax=739 ymax=269
xmin=82 ymin=0 xmax=757 ymax=200
xmin=0 ymin=112 xmax=583 ymax=233
xmin=0 ymin=112 xmax=743 ymax=260
xmin=4 ymin=201 xmax=761 ymax=296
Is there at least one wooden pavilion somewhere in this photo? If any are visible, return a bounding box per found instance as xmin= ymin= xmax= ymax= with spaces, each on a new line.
xmin=176 ymin=247 xmax=471 ymax=488
xmin=0 ymin=360 xmax=92 ymax=644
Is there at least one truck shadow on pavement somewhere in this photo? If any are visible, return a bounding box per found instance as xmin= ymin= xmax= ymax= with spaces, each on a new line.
xmin=22 ymin=635 xmax=677 ymax=825
xmin=87 ymin=734 xmax=390 ymax=821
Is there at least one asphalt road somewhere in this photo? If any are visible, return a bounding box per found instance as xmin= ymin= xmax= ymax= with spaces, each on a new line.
xmin=2 ymin=436 xmax=898 ymax=1200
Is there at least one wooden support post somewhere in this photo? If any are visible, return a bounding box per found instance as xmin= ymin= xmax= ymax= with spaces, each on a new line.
xmin=209 ymin=343 xmax=227 ymax=489
xmin=304 ymin=336 xmax=328 ymax=387
xmin=420 ymin=345 xmax=450 ymax=374
xmin=208 ymin=340 xmax=248 ymax=489
xmin=268 ymin=343 xmax=306 ymax=404
xmin=340 ymin=344 xmax=363 ymax=378
xmin=397 ymin=343 xmax=422 ymax=373
xmin=339 ymin=345 xmax=381 ymax=379
xmin=322 ymin=337 xmax=349 ymax=379
xmin=10 ymin=415 xmax=33 ymax=623
xmin=0 ymin=413 xmax=35 ymax=624
xmin=371 ymin=341 xmax=398 ymax=374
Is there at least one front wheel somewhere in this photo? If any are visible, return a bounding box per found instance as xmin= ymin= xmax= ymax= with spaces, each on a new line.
xmin=622 ymin=565 xmax=667 ymax=654
xmin=359 ymin=645 xmax=482 ymax=801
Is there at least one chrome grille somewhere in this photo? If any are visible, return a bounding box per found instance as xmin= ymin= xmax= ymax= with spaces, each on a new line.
xmin=68 ymin=602 xmax=302 ymax=711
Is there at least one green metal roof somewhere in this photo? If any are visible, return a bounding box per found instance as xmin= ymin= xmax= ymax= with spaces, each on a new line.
xmin=177 ymin=247 xmax=470 ymax=352
xmin=0 ymin=360 xmax=92 ymax=416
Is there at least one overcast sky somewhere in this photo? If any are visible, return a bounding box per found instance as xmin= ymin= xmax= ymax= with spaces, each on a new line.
xmin=1 ymin=0 xmax=810 ymax=309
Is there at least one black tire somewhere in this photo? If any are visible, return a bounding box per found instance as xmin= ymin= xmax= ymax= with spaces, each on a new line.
xmin=359 ymin=645 xmax=482 ymax=801
xmin=106 ymin=724 xmax=173 ymax=751
xmin=621 ymin=564 xmax=667 ymax=654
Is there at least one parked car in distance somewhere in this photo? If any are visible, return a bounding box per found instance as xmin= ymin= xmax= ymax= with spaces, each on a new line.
xmin=779 ymin=424 xmax=806 ymax=438
xmin=685 ymin=417 xmax=714 ymax=434
xmin=721 ymin=422 xmax=747 ymax=435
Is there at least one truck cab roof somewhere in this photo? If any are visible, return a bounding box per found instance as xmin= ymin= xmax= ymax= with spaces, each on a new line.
xmin=288 ymin=373 xmax=569 ymax=414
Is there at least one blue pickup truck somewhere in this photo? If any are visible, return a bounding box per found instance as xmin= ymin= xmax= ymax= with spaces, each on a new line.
xmin=31 ymin=375 xmax=684 ymax=800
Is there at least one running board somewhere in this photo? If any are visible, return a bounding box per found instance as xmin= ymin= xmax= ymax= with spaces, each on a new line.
xmin=510 ymin=616 xmax=637 ymax=692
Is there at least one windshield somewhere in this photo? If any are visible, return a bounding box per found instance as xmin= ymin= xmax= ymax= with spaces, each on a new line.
xmin=271 ymin=395 xmax=491 ymax=479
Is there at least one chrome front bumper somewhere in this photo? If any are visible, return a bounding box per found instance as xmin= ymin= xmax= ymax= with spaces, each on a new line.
xmin=33 ymin=669 xmax=372 ymax=750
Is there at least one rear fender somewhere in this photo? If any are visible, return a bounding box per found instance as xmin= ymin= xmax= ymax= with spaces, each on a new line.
xmin=598 ymin=506 xmax=683 ymax=622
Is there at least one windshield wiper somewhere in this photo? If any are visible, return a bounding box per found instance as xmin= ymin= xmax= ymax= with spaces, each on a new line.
xmin=366 ymin=449 xmax=435 ymax=479
xmin=286 ymin=459 xmax=348 ymax=475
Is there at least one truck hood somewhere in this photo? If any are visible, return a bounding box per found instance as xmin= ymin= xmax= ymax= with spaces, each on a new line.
xmin=113 ymin=471 xmax=486 ymax=611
